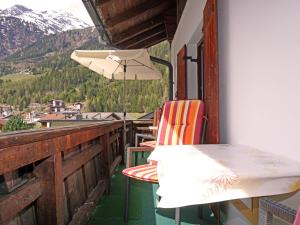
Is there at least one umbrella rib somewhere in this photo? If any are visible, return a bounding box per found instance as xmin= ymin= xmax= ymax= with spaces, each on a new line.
xmin=132 ymin=59 xmax=155 ymax=71
xmin=112 ymin=60 xmax=123 ymax=76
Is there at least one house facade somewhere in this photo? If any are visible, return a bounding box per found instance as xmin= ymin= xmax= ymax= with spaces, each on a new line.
xmin=80 ymin=0 xmax=300 ymax=224
xmin=172 ymin=1 xmax=300 ymax=225
xmin=48 ymin=99 xmax=65 ymax=113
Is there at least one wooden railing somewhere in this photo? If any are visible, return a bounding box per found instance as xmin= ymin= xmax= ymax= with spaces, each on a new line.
xmin=0 ymin=121 xmax=129 ymax=225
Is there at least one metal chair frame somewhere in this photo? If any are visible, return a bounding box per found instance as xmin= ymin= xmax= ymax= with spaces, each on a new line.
xmin=124 ymin=116 xmax=208 ymax=225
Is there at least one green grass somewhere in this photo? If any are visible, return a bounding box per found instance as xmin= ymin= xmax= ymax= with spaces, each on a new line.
xmin=0 ymin=73 xmax=37 ymax=82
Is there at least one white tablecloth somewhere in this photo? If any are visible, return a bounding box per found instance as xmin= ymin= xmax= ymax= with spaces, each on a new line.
xmin=148 ymin=144 xmax=300 ymax=208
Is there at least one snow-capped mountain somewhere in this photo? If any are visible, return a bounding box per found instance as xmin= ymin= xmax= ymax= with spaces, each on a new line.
xmin=0 ymin=5 xmax=93 ymax=59
xmin=0 ymin=4 xmax=90 ymax=35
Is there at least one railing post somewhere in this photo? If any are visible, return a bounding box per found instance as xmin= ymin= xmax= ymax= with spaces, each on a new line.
xmin=34 ymin=152 xmax=64 ymax=225
xmin=102 ymin=132 xmax=111 ymax=194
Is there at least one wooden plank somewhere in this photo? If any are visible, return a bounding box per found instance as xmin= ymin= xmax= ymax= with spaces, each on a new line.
xmin=0 ymin=179 xmax=41 ymax=224
xmin=63 ymin=183 xmax=70 ymax=225
xmin=105 ymin=0 xmax=168 ymax=28
xmin=0 ymin=137 xmax=61 ymax=174
xmin=109 ymin=133 xmax=120 ymax=144
xmin=19 ymin=205 xmax=37 ymax=225
xmin=252 ymin=197 xmax=259 ymax=225
xmin=113 ymin=16 xmax=164 ymax=44
xmin=176 ymin=0 xmax=187 ymax=24
xmin=127 ymin=31 xmax=167 ymax=49
xmin=203 ymin=0 xmax=220 ymax=144
xmin=5 ymin=217 xmax=21 ymax=225
xmin=96 ymin=0 xmax=113 ymax=7
xmin=94 ymin=155 xmax=102 ymax=180
xmin=68 ymin=180 xmax=105 ymax=225
xmin=83 ymin=160 xmax=97 ymax=194
xmin=0 ymin=121 xmax=122 ymax=149
xmin=101 ymin=133 xmax=111 ymax=193
xmin=121 ymin=24 xmax=166 ymax=48
xmin=110 ymin=155 xmax=122 ymax=177
xmin=34 ymin=153 xmax=64 ymax=225
xmin=0 ymin=124 xmax=122 ymax=174
xmin=64 ymin=170 xmax=86 ymax=218
xmin=164 ymin=11 xmax=177 ymax=41
xmin=132 ymin=120 xmax=153 ymax=125
xmin=177 ymin=45 xmax=187 ymax=100
xmin=231 ymin=199 xmax=253 ymax=223
xmin=62 ymin=144 xmax=102 ymax=179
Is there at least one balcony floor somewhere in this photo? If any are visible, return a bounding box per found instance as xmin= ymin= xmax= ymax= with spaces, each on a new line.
xmin=88 ymin=155 xmax=219 ymax=225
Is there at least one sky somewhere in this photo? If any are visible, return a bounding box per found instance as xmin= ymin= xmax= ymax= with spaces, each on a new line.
xmin=0 ymin=0 xmax=93 ymax=25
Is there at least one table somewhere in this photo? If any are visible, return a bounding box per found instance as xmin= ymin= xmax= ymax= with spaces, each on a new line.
xmin=148 ymin=144 xmax=300 ymax=225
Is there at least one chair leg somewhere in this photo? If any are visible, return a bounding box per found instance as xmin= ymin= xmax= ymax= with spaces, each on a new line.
xmin=134 ymin=152 xmax=138 ymax=166
xmin=175 ymin=207 xmax=181 ymax=225
xmin=124 ymin=177 xmax=130 ymax=223
xmin=198 ymin=205 xmax=203 ymax=219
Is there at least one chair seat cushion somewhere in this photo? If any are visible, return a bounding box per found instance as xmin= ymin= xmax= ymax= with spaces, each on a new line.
xmin=139 ymin=140 xmax=156 ymax=148
xmin=122 ymin=164 xmax=158 ymax=183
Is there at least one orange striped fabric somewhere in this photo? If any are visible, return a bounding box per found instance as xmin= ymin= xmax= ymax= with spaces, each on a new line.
xmin=157 ymin=100 xmax=204 ymax=145
xmin=122 ymin=164 xmax=158 ymax=183
xmin=139 ymin=140 xmax=156 ymax=148
xmin=123 ymin=100 xmax=204 ymax=183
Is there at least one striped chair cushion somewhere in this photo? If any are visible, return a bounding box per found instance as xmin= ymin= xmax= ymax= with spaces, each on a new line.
xmin=139 ymin=140 xmax=156 ymax=148
xmin=122 ymin=163 xmax=158 ymax=183
xmin=157 ymin=100 xmax=204 ymax=145
xmin=123 ymin=100 xmax=204 ymax=183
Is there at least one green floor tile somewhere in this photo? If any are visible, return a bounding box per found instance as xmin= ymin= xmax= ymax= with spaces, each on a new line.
xmin=88 ymin=154 xmax=220 ymax=225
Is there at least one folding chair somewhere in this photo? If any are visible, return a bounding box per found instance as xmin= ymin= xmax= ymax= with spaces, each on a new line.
xmin=123 ymin=100 xmax=206 ymax=225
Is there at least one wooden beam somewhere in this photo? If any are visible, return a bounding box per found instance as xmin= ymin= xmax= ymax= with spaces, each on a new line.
xmin=34 ymin=153 xmax=64 ymax=225
xmin=121 ymin=24 xmax=166 ymax=48
xmin=252 ymin=198 xmax=259 ymax=225
xmin=62 ymin=144 xmax=102 ymax=179
xmin=128 ymin=32 xmax=167 ymax=49
xmin=164 ymin=10 xmax=177 ymax=41
xmin=231 ymin=199 xmax=253 ymax=223
xmin=176 ymin=0 xmax=187 ymax=24
xmin=0 ymin=179 xmax=42 ymax=224
xmin=112 ymin=16 xmax=164 ymax=44
xmin=95 ymin=0 xmax=114 ymax=7
xmin=0 ymin=121 xmax=122 ymax=149
xmin=0 ymin=123 xmax=123 ymax=174
xmin=105 ymin=0 xmax=171 ymax=27
xmin=101 ymin=133 xmax=111 ymax=193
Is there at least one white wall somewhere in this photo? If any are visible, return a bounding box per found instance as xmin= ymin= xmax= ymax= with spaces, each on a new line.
xmin=218 ymin=0 xmax=300 ymax=224
xmin=171 ymin=0 xmax=206 ymax=99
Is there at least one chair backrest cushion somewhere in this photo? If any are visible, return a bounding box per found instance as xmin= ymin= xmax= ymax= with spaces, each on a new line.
xmin=156 ymin=100 xmax=204 ymax=145
xmin=152 ymin=108 xmax=162 ymax=136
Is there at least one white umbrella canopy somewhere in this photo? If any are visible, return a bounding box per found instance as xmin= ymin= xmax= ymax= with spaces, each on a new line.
xmin=71 ymin=48 xmax=163 ymax=150
xmin=70 ymin=49 xmax=162 ymax=80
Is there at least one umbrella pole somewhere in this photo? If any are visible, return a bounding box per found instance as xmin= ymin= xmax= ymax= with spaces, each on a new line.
xmin=123 ymin=64 xmax=127 ymax=162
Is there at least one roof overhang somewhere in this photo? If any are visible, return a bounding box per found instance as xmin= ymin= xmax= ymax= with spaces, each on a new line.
xmin=83 ymin=0 xmax=187 ymax=49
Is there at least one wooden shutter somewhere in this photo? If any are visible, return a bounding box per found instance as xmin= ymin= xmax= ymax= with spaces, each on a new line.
xmin=203 ymin=0 xmax=219 ymax=144
xmin=177 ymin=45 xmax=187 ymax=100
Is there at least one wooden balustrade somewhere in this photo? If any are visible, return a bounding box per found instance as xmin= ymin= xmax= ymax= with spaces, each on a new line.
xmin=0 ymin=121 xmax=130 ymax=225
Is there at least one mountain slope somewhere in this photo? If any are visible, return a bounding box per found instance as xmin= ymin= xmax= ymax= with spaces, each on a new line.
xmin=1 ymin=27 xmax=99 ymax=75
xmin=0 ymin=41 xmax=170 ymax=112
xmin=0 ymin=5 xmax=90 ymax=34
xmin=0 ymin=5 xmax=91 ymax=59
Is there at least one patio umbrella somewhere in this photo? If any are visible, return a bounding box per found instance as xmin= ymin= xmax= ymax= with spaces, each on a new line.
xmin=70 ymin=48 xmax=162 ymax=149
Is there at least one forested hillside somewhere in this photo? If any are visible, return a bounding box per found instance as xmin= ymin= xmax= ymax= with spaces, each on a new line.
xmin=0 ymin=40 xmax=170 ymax=113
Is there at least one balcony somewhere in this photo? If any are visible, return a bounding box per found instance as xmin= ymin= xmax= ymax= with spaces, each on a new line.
xmin=0 ymin=120 xmax=220 ymax=225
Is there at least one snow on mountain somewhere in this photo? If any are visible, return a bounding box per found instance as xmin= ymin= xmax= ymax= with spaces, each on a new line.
xmin=0 ymin=4 xmax=91 ymax=35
